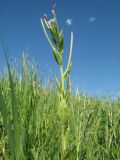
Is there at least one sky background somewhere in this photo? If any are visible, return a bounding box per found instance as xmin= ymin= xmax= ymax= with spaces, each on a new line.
xmin=0 ymin=0 xmax=120 ymax=97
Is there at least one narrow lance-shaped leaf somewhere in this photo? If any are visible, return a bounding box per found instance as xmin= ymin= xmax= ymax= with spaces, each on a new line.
xmin=54 ymin=75 xmax=61 ymax=93
xmin=66 ymin=32 xmax=73 ymax=70
xmin=63 ymin=32 xmax=73 ymax=80
xmin=41 ymin=19 xmax=56 ymax=51
xmin=3 ymin=46 xmax=25 ymax=159
xmin=59 ymin=36 xmax=64 ymax=53
xmin=64 ymin=67 xmax=70 ymax=80
xmin=52 ymin=9 xmax=60 ymax=36
xmin=53 ymin=49 xmax=62 ymax=65
xmin=3 ymin=47 xmax=19 ymax=127
xmin=65 ymin=76 xmax=71 ymax=100
xmin=0 ymin=89 xmax=15 ymax=159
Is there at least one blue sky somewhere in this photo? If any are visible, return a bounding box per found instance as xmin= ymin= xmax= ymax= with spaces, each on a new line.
xmin=0 ymin=0 xmax=120 ymax=97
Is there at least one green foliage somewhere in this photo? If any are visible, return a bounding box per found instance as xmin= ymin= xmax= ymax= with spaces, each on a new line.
xmin=41 ymin=7 xmax=73 ymax=159
xmin=41 ymin=7 xmax=73 ymax=100
xmin=0 ymin=56 xmax=120 ymax=159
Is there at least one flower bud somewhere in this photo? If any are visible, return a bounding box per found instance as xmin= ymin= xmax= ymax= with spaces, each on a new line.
xmin=44 ymin=14 xmax=48 ymax=21
xmin=48 ymin=19 xmax=55 ymax=28
xmin=52 ymin=9 xmax=55 ymax=16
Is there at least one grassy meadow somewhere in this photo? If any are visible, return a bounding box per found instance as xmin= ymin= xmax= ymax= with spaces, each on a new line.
xmin=0 ymin=8 xmax=120 ymax=160
xmin=0 ymin=55 xmax=120 ymax=160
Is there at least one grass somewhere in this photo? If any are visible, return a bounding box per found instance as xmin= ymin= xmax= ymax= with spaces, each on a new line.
xmin=0 ymin=54 xmax=120 ymax=160
xmin=0 ymin=7 xmax=120 ymax=160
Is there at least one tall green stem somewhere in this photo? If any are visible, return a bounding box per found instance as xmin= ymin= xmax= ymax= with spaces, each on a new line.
xmin=41 ymin=9 xmax=73 ymax=160
xmin=60 ymin=65 xmax=64 ymax=99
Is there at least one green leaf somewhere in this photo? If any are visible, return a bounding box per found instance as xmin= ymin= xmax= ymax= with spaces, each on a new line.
xmin=0 ymin=89 xmax=15 ymax=159
xmin=54 ymin=75 xmax=60 ymax=92
xmin=59 ymin=29 xmax=63 ymax=38
xmin=52 ymin=37 xmax=58 ymax=47
xmin=44 ymin=18 xmax=50 ymax=29
xmin=65 ymin=76 xmax=71 ymax=100
xmin=53 ymin=49 xmax=62 ymax=65
xmin=3 ymin=47 xmax=25 ymax=159
xmin=50 ymin=27 xmax=59 ymax=41
xmin=64 ymin=69 xmax=70 ymax=80
xmin=59 ymin=36 xmax=64 ymax=52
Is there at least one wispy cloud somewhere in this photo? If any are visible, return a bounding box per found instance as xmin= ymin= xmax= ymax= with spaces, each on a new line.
xmin=74 ymin=76 xmax=78 ymax=80
xmin=66 ymin=18 xmax=73 ymax=26
xmin=88 ymin=17 xmax=96 ymax=22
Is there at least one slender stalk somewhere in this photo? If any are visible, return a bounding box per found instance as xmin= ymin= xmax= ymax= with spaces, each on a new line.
xmin=40 ymin=8 xmax=74 ymax=160
xmin=60 ymin=65 xmax=64 ymax=98
xmin=67 ymin=32 xmax=73 ymax=68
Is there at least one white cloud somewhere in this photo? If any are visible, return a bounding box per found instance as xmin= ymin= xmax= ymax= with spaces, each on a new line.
xmin=66 ymin=18 xmax=73 ymax=26
xmin=88 ymin=17 xmax=96 ymax=22
xmin=74 ymin=76 xmax=78 ymax=80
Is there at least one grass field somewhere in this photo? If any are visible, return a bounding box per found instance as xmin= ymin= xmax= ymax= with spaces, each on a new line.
xmin=0 ymin=55 xmax=120 ymax=160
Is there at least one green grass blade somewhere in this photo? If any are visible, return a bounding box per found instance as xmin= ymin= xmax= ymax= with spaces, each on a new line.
xmin=0 ymin=89 xmax=15 ymax=159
